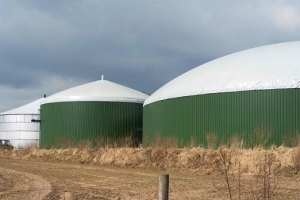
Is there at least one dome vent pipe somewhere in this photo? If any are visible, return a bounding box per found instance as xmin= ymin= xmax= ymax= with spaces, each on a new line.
xmin=101 ymin=75 xmax=104 ymax=81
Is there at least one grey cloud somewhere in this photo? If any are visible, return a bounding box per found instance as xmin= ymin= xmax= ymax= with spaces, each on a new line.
xmin=1 ymin=0 xmax=300 ymax=112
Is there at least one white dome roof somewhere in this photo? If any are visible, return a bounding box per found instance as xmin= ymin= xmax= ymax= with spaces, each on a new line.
xmin=42 ymin=79 xmax=149 ymax=105
xmin=1 ymin=98 xmax=42 ymax=115
xmin=144 ymin=41 xmax=300 ymax=106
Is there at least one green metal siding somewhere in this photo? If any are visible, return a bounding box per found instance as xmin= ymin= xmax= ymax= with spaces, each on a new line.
xmin=40 ymin=101 xmax=143 ymax=148
xmin=143 ymin=89 xmax=300 ymax=147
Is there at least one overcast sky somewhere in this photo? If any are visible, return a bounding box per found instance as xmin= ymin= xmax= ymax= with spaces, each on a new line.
xmin=1 ymin=0 xmax=300 ymax=112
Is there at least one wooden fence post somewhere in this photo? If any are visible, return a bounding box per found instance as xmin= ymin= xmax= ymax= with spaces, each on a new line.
xmin=158 ymin=174 xmax=169 ymax=200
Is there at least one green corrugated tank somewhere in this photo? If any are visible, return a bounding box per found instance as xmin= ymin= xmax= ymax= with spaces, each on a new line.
xmin=40 ymin=76 xmax=148 ymax=148
xmin=143 ymin=41 xmax=300 ymax=147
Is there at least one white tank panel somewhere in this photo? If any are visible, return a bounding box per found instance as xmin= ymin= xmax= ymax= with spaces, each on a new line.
xmin=10 ymin=139 xmax=39 ymax=149
xmin=0 ymin=123 xmax=39 ymax=132
xmin=0 ymin=98 xmax=42 ymax=149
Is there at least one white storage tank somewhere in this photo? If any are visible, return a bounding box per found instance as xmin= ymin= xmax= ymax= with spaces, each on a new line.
xmin=0 ymin=98 xmax=42 ymax=149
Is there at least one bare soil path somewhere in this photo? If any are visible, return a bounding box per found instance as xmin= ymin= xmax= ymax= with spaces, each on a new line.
xmin=0 ymin=158 xmax=219 ymax=199
xmin=0 ymin=167 xmax=51 ymax=199
xmin=0 ymin=158 xmax=299 ymax=199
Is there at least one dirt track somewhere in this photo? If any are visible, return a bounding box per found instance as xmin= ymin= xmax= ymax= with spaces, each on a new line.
xmin=0 ymin=158 xmax=220 ymax=200
xmin=0 ymin=167 xmax=51 ymax=199
xmin=1 ymin=147 xmax=300 ymax=199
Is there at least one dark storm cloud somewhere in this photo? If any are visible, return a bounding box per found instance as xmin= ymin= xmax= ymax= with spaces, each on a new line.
xmin=1 ymin=0 xmax=300 ymax=112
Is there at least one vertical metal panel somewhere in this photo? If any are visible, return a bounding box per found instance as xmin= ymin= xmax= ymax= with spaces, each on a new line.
xmin=40 ymin=101 xmax=143 ymax=148
xmin=143 ymin=89 xmax=300 ymax=147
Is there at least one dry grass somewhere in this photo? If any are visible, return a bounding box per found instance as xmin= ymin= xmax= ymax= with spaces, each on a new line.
xmin=228 ymin=134 xmax=243 ymax=149
xmin=252 ymin=151 xmax=279 ymax=199
xmin=55 ymin=134 xmax=139 ymax=149
xmin=283 ymin=133 xmax=300 ymax=147
xmin=149 ymin=135 xmax=178 ymax=149
xmin=292 ymin=145 xmax=300 ymax=171
xmin=206 ymin=132 xmax=218 ymax=149
xmin=55 ymin=135 xmax=73 ymax=148
xmin=213 ymin=147 xmax=282 ymax=200
xmin=23 ymin=142 xmax=39 ymax=149
xmin=0 ymin=145 xmax=295 ymax=174
xmin=76 ymin=140 xmax=93 ymax=150
xmin=3 ymin=131 xmax=300 ymax=199
xmin=213 ymin=146 xmax=235 ymax=199
xmin=3 ymin=133 xmax=300 ymax=198
xmin=1 ymin=141 xmax=300 ymax=199
xmin=251 ymin=128 xmax=272 ymax=148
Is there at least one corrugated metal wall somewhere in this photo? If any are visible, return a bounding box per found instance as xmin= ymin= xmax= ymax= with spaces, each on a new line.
xmin=40 ymin=101 xmax=143 ymax=148
xmin=143 ymin=89 xmax=300 ymax=147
